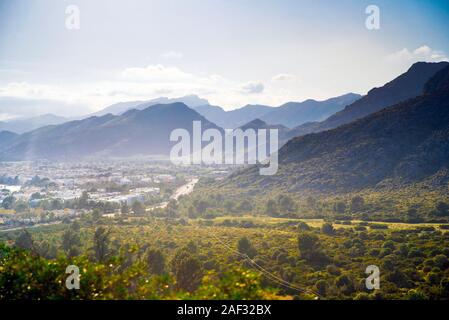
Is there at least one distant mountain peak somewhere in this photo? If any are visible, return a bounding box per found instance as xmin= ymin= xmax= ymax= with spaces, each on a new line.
xmin=239 ymin=118 xmax=289 ymax=134
xmin=239 ymin=118 xmax=268 ymax=130
xmin=89 ymin=95 xmax=210 ymax=117
xmin=141 ymin=102 xmax=191 ymax=113
xmin=0 ymin=113 xmax=68 ymax=134
xmin=245 ymin=118 xmax=267 ymax=126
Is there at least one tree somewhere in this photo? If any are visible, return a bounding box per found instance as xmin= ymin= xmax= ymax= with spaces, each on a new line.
xmin=121 ymin=203 xmax=129 ymax=215
xmin=321 ymin=222 xmax=335 ymax=235
xmin=297 ymin=221 xmax=311 ymax=231
xmin=92 ymin=227 xmax=111 ymax=263
xmin=315 ymin=279 xmax=328 ymax=296
xmin=406 ymin=207 xmax=423 ymax=223
xmin=350 ymin=196 xmax=364 ymax=212
xmin=78 ymin=191 xmax=90 ymax=209
xmin=35 ymin=240 xmax=57 ymax=259
xmin=14 ymin=200 xmax=29 ymax=213
xmin=385 ymin=270 xmax=411 ymax=288
xmin=237 ymin=200 xmax=253 ymax=212
xmin=334 ymin=201 xmax=346 ymax=214
xmin=30 ymin=192 xmax=43 ymax=200
xmin=166 ymin=200 xmax=178 ymax=218
xmin=62 ymin=222 xmax=81 ymax=258
xmin=50 ymin=199 xmax=63 ymax=210
xmin=15 ymin=229 xmax=34 ymax=251
xmin=278 ymin=195 xmax=295 ymax=213
xmin=237 ymin=237 xmax=257 ymax=259
xmin=434 ymin=254 xmax=449 ymax=269
xmin=91 ymin=208 xmax=102 ymax=221
xmin=132 ymin=201 xmax=145 ymax=215
xmin=406 ymin=289 xmax=428 ymax=300
xmin=265 ymin=199 xmax=278 ymax=217
xmin=48 ymin=212 xmax=55 ymax=221
xmin=171 ymin=249 xmax=203 ymax=292
xmin=298 ymin=232 xmax=331 ymax=267
xmin=146 ymin=248 xmax=165 ymax=275
xmin=2 ymin=195 xmax=15 ymax=210
xmin=187 ymin=205 xmax=197 ymax=218
xmin=186 ymin=240 xmax=198 ymax=254
xmin=436 ymin=201 xmax=449 ymax=216
xmin=195 ymin=200 xmax=209 ymax=215
xmin=71 ymin=220 xmax=81 ymax=232
xmin=335 ymin=274 xmax=355 ymax=295
xmin=297 ymin=233 xmax=320 ymax=260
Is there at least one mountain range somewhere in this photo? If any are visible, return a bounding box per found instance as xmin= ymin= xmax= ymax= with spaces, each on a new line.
xmin=194 ymin=104 xmax=274 ymax=129
xmin=193 ymin=93 xmax=361 ymax=129
xmin=90 ymin=93 xmax=360 ymax=130
xmin=221 ymin=64 xmax=449 ymax=193
xmin=0 ymin=103 xmax=218 ymax=161
xmin=0 ymin=61 xmax=447 ymax=171
xmin=0 ymin=114 xmax=68 ymax=134
xmin=290 ymin=61 xmax=449 ymax=136
xmin=260 ymin=93 xmax=361 ymax=128
xmin=90 ymin=95 xmax=210 ymax=117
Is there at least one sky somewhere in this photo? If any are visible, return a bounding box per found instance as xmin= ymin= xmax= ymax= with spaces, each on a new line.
xmin=0 ymin=0 xmax=448 ymax=118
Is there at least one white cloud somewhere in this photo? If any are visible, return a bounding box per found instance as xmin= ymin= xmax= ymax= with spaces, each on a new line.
xmin=161 ymin=51 xmax=184 ymax=59
xmin=0 ymin=113 xmax=21 ymax=121
xmin=0 ymin=64 xmax=304 ymax=114
xmin=240 ymin=81 xmax=264 ymax=94
xmin=413 ymin=46 xmax=432 ymax=56
xmin=386 ymin=45 xmax=448 ymax=65
xmin=271 ymin=73 xmax=297 ymax=82
xmin=0 ymin=82 xmax=88 ymax=109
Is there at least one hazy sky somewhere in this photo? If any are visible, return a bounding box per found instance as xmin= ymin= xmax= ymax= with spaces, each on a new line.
xmin=0 ymin=0 xmax=448 ymax=117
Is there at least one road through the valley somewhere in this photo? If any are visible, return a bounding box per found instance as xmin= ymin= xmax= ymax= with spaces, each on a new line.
xmin=146 ymin=178 xmax=199 ymax=211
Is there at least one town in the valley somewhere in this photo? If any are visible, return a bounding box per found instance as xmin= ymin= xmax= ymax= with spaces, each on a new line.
xmin=0 ymin=159 xmax=229 ymax=231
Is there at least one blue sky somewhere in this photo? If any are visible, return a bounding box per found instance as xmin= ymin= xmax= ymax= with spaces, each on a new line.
xmin=0 ymin=0 xmax=448 ymax=117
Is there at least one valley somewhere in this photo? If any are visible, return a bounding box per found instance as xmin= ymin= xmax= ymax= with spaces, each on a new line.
xmin=1 ymin=62 xmax=449 ymax=301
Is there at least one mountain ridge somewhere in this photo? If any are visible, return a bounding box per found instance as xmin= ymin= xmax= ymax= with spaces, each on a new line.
xmin=220 ymin=64 xmax=449 ymax=194
xmin=291 ymin=61 xmax=449 ymax=136
xmin=0 ymin=114 xmax=68 ymax=134
xmin=194 ymin=93 xmax=361 ymax=129
xmin=89 ymin=95 xmax=210 ymax=117
xmin=0 ymin=103 xmax=219 ymax=161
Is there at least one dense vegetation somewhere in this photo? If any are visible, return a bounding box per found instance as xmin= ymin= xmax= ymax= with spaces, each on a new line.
xmin=1 ymin=211 xmax=449 ymax=300
xmin=175 ymin=180 xmax=449 ymax=223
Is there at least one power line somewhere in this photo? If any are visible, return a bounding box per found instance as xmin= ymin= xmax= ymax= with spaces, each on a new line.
xmin=206 ymin=227 xmax=321 ymax=298
xmin=146 ymin=184 xmax=321 ymax=298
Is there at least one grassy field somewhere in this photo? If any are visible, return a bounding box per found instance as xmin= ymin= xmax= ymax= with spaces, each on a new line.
xmin=210 ymin=215 xmax=449 ymax=231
